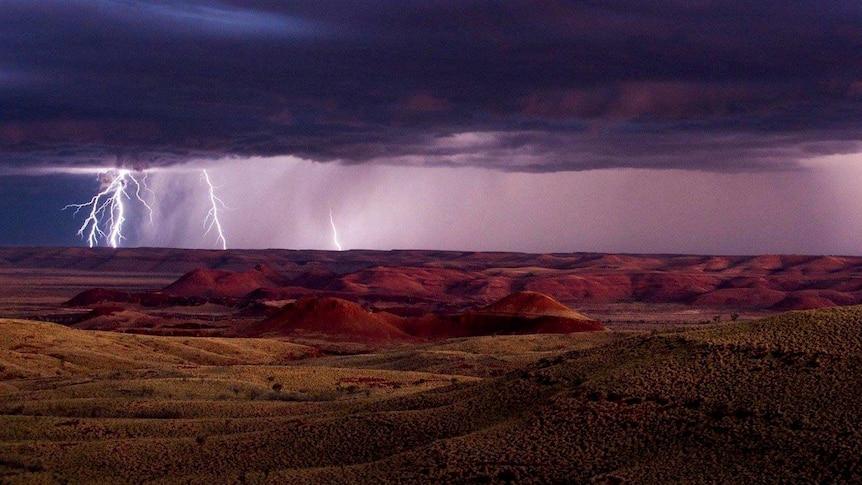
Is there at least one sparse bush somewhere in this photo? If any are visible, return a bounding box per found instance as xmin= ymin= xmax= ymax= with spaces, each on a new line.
xmin=5 ymin=404 xmax=25 ymax=415
xmin=4 ymin=304 xmax=862 ymax=483
xmin=0 ymin=456 xmax=44 ymax=473
xmin=131 ymin=386 xmax=155 ymax=397
xmin=497 ymin=469 xmax=518 ymax=482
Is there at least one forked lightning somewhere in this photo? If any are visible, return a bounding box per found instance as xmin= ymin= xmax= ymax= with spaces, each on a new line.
xmin=66 ymin=168 xmax=229 ymax=250
xmin=63 ymin=169 xmax=153 ymax=248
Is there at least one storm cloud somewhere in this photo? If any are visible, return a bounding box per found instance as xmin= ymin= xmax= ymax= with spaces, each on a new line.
xmin=2 ymin=0 xmax=862 ymax=172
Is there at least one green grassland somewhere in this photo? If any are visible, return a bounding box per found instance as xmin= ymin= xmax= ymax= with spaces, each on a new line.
xmin=2 ymin=307 xmax=862 ymax=483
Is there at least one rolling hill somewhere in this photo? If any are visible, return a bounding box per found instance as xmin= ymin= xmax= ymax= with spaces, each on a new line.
xmin=239 ymin=297 xmax=411 ymax=343
xmin=3 ymin=306 xmax=860 ymax=482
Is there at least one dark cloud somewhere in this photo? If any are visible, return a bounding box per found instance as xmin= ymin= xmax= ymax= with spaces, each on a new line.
xmin=2 ymin=0 xmax=862 ymax=172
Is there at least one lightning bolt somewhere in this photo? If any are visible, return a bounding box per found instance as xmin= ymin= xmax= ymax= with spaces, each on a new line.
xmin=107 ymin=176 xmax=125 ymax=248
xmin=64 ymin=169 xmax=152 ymax=248
xmin=202 ymin=169 xmax=228 ymax=250
xmin=329 ymin=207 xmax=343 ymax=251
xmin=66 ymin=168 xmax=230 ymax=249
xmin=130 ymin=173 xmax=155 ymax=225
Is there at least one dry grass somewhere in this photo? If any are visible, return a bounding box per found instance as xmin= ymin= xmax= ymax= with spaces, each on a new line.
xmin=3 ymin=307 xmax=862 ymax=483
xmin=292 ymin=332 xmax=623 ymax=378
xmin=0 ymin=319 xmax=497 ymax=483
xmin=0 ymin=319 xmax=316 ymax=381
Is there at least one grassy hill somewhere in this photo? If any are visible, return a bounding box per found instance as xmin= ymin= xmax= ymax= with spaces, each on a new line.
xmin=0 ymin=319 xmax=318 ymax=379
xmin=2 ymin=307 xmax=861 ymax=483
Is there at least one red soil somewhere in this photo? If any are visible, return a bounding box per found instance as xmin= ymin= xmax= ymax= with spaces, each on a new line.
xmin=66 ymin=289 xmax=206 ymax=308
xmin=238 ymin=292 xmax=603 ymax=342
xmin=631 ymin=273 xmax=721 ymax=302
xmin=50 ymin=249 xmax=862 ymax=343
xmin=461 ymin=291 xmax=603 ymax=335
xmin=336 ymin=266 xmax=476 ymax=297
xmin=240 ymin=297 xmax=411 ymax=342
xmin=51 ymin=250 xmax=862 ymax=329
xmin=479 ymin=291 xmax=591 ymax=319
xmin=524 ymin=275 xmax=632 ymax=302
xmin=72 ymin=309 xmax=164 ymax=331
xmin=393 ymin=292 xmax=604 ymax=338
xmin=164 ymin=266 xmax=279 ymax=299
xmin=243 ymin=286 xmax=315 ymax=301
xmin=692 ymin=287 xmax=787 ymax=309
xmin=66 ymin=288 xmax=135 ymax=306
xmin=771 ymin=291 xmax=840 ymax=311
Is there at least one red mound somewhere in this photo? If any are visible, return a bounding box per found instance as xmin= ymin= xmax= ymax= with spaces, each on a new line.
xmin=249 ymin=263 xmax=292 ymax=286
xmin=447 ymin=276 xmax=513 ymax=300
xmin=72 ymin=309 xmax=164 ymax=331
xmin=466 ymin=291 xmax=603 ymax=334
xmin=771 ymin=291 xmax=840 ymax=311
xmin=701 ymin=257 xmax=733 ymax=272
xmin=479 ymin=291 xmax=592 ymax=320
xmin=395 ymin=292 xmax=604 ymax=338
xmin=66 ymin=288 xmax=206 ymax=308
xmin=335 ymin=266 xmax=472 ymax=296
xmin=590 ymin=254 xmax=664 ymax=271
xmin=524 ymin=275 xmax=632 ymax=302
xmin=164 ymin=266 xmax=278 ymax=299
xmin=241 ymin=297 xmax=411 ymax=342
xmin=632 ymin=273 xmax=720 ymax=302
xmin=243 ymin=286 xmax=315 ymax=301
xmin=66 ymin=288 xmax=135 ymax=306
xmin=288 ymin=266 xmax=340 ymax=289
xmin=49 ymin=250 xmax=862 ymax=339
xmin=742 ymin=255 xmax=786 ymax=272
xmin=692 ymin=287 xmax=787 ymax=309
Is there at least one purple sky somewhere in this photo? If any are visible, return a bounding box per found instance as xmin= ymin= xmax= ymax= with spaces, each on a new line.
xmin=124 ymin=154 xmax=861 ymax=255
xmin=2 ymin=1 xmax=862 ymax=253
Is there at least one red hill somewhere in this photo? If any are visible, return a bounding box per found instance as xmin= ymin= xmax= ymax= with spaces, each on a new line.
xmin=463 ymin=291 xmax=604 ymax=335
xmin=394 ymin=292 xmax=604 ymax=338
xmin=66 ymin=288 xmax=135 ymax=306
xmin=479 ymin=291 xmax=593 ymax=320
xmin=240 ymin=297 xmax=411 ymax=342
xmin=164 ymin=266 xmax=279 ymax=299
xmin=65 ymin=288 xmax=206 ymax=308
xmin=523 ymin=275 xmax=632 ymax=302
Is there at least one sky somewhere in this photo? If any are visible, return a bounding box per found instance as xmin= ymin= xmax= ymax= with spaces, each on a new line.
xmin=2 ymin=1 xmax=862 ymax=254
